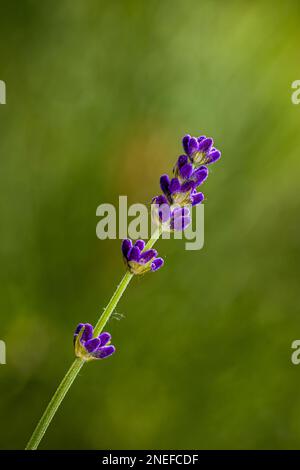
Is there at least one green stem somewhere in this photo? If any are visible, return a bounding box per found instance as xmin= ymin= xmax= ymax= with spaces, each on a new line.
xmin=25 ymin=227 xmax=161 ymax=450
xmin=93 ymin=271 xmax=133 ymax=336
xmin=25 ymin=358 xmax=84 ymax=450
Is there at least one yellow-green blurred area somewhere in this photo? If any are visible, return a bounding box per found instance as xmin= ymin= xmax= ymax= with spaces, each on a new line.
xmin=0 ymin=0 xmax=300 ymax=449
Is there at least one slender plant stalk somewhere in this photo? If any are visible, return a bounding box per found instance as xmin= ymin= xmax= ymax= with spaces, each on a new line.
xmin=25 ymin=358 xmax=84 ymax=450
xmin=26 ymin=227 xmax=161 ymax=450
xmin=93 ymin=270 xmax=133 ymax=336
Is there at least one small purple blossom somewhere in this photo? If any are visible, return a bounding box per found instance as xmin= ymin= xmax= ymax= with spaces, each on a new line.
xmin=182 ymin=134 xmax=221 ymax=165
xmin=159 ymin=169 xmax=207 ymax=207
xmin=122 ymin=239 xmax=164 ymax=274
xmin=190 ymin=190 xmax=204 ymax=206
xmin=74 ymin=323 xmax=115 ymax=361
xmin=174 ymin=154 xmax=193 ymax=180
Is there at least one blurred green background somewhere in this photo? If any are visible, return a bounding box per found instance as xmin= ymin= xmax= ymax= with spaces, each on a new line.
xmin=1 ymin=0 xmax=300 ymax=450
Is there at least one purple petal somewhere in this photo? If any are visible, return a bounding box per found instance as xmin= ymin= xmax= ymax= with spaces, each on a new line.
xmin=135 ymin=240 xmax=145 ymax=251
xmin=127 ymin=246 xmax=141 ymax=262
xmin=179 ymin=163 xmax=193 ymax=180
xmin=85 ymin=338 xmax=101 ymax=353
xmin=98 ymin=332 xmax=111 ymax=347
xmin=198 ymin=137 xmax=213 ymax=153
xmin=122 ymin=239 xmax=132 ymax=258
xmin=207 ymin=149 xmax=221 ymax=164
xmin=151 ymin=257 xmax=164 ymax=271
xmin=169 ymin=178 xmax=181 ymax=194
xmin=74 ymin=323 xmax=84 ymax=345
xmin=191 ymin=192 xmax=204 ymax=206
xmin=74 ymin=323 xmax=84 ymax=336
xmin=81 ymin=323 xmax=94 ymax=342
xmin=93 ymin=345 xmax=116 ymax=359
xmin=188 ymin=137 xmax=199 ymax=156
xmin=180 ymin=180 xmax=195 ymax=193
xmin=152 ymin=195 xmax=168 ymax=206
xmin=197 ymin=135 xmax=206 ymax=143
xmin=182 ymin=134 xmax=191 ymax=155
xmin=160 ymin=175 xmax=170 ymax=195
xmin=140 ymin=249 xmax=157 ymax=263
xmin=177 ymin=154 xmax=188 ymax=169
xmin=192 ymin=166 xmax=208 ymax=186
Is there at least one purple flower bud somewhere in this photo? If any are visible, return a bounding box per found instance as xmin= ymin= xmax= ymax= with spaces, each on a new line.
xmin=180 ymin=180 xmax=195 ymax=193
xmin=139 ymin=249 xmax=157 ymax=263
xmin=81 ymin=323 xmax=93 ymax=342
xmin=134 ymin=240 xmax=145 ymax=251
xmin=179 ymin=163 xmax=193 ymax=180
xmin=177 ymin=154 xmax=188 ymax=169
xmin=121 ymin=239 xmax=164 ymax=275
xmin=122 ymin=239 xmax=132 ymax=258
xmin=152 ymin=195 xmax=168 ymax=206
xmin=85 ymin=338 xmax=101 ymax=353
xmin=206 ymin=149 xmax=221 ymax=164
xmin=74 ymin=323 xmax=115 ymax=361
xmin=188 ymin=137 xmax=199 ymax=156
xmin=183 ymin=134 xmax=221 ymax=166
xmin=73 ymin=322 xmax=84 ymax=345
xmin=151 ymin=195 xmax=168 ymax=206
xmin=93 ymin=345 xmax=116 ymax=359
xmin=182 ymin=134 xmax=191 ymax=155
xmin=169 ymin=178 xmax=181 ymax=194
xmin=160 ymin=174 xmax=170 ymax=195
xmin=151 ymin=257 xmax=164 ymax=271
xmin=98 ymin=332 xmax=111 ymax=347
xmin=74 ymin=323 xmax=84 ymax=336
xmin=198 ymin=137 xmax=213 ymax=153
xmin=192 ymin=166 xmax=209 ymax=186
xmin=191 ymin=191 xmax=204 ymax=206
xmin=127 ymin=246 xmax=141 ymax=262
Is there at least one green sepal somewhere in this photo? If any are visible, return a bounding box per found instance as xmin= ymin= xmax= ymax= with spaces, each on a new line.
xmin=74 ymin=326 xmax=96 ymax=361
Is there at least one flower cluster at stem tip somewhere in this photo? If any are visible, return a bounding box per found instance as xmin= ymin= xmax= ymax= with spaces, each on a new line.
xmin=74 ymin=323 xmax=115 ymax=361
xmin=152 ymin=133 xmax=221 ymax=232
xmin=122 ymin=239 xmax=164 ymax=275
xmin=74 ymin=133 xmax=221 ymax=361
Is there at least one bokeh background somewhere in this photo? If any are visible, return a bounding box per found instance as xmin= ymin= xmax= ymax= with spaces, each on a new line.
xmin=1 ymin=0 xmax=300 ymax=450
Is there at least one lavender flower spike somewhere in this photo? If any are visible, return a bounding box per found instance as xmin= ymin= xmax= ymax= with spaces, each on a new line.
xmin=74 ymin=323 xmax=115 ymax=361
xmin=182 ymin=134 xmax=221 ymax=166
xmin=122 ymin=238 xmax=164 ymax=275
xmin=25 ymin=130 xmax=223 ymax=451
